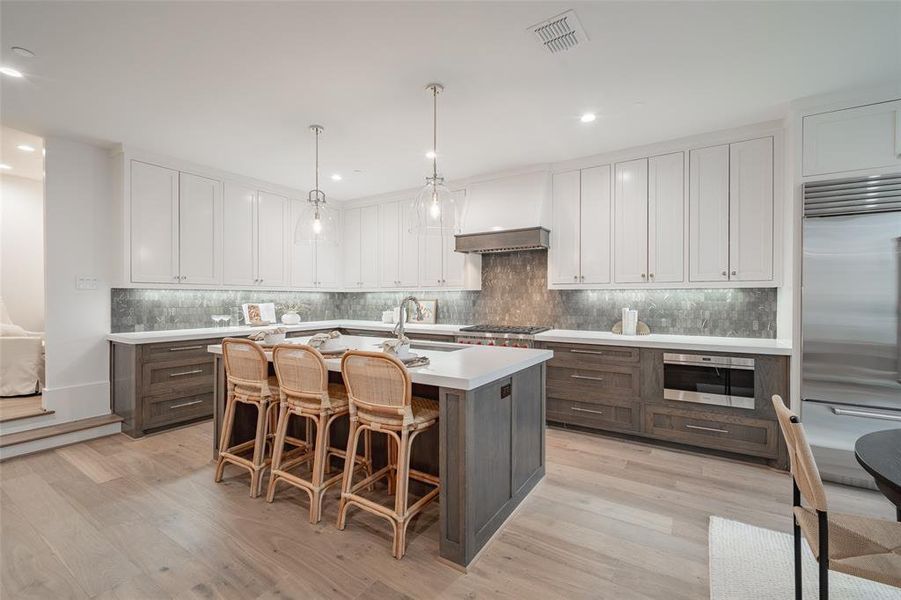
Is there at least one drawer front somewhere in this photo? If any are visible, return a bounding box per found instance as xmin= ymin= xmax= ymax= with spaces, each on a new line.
xmin=143 ymin=339 xmax=220 ymax=363
xmin=547 ymin=365 xmax=640 ymax=401
xmin=543 ymin=342 xmax=640 ymax=369
xmin=144 ymin=391 xmax=213 ymax=429
xmin=142 ymin=357 xmax=214 ymax=396
xmin=644 ymin=406 xmax=778 ymax=458
xmin=547 ymin=398 xmax=639 ymax=432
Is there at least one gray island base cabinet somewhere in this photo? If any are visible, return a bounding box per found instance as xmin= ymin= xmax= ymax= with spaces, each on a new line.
xmin=210 ymin=348 xmax=547 ymax=570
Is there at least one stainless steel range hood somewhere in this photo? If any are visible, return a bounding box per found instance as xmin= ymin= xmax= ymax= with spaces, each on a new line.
xmin=454 ymin=227 xmax=550 ymax=254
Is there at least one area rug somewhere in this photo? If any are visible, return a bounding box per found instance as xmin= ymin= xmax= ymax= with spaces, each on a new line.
xmin=708 ymin=516 xmax=900 ymax=599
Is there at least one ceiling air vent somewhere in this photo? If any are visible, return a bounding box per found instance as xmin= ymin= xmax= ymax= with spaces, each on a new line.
xmin=529 ymin=10 xmax=588 ymax=54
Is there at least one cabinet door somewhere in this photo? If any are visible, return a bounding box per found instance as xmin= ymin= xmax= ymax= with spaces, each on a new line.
xmin=421 ymin=232 xmax=444 ymax=287
xmin=550 ymin=170 xmax=581 ymax=284
xmin=648 ymin=152 xmax=685 ymax=284
xmin=729 ymin=137 xmax=774 ymax=282
xmin=289 ymin=200 xmax=316 ymax=287
xmin=689 ymin=145 xmax=730 ymax=282
xmin=614 ymin=158 xmax=649 ymax=284
xmin=316 ymin=241 xmax=340 ymax=287
xmin=442 ymin=190 xmax=467 ymax=287
xmin=579 ymin=165 xmax=611 ymax=284
xmin=399 ymin=200 xmax=420 ymax=287
xmin=379 ymin=201 xmax=401 ymax=287
xmin=802 ymin=99 xmax=901 ymax=176
xmin=360 ymin=205 xmax=380 ymax=288
xmin=131 ymin=161 xmax=179 ymax=283
xmin=222 ymin=183 xmax=257 ymax=286
xmin=178 ymin=172 xmax=221 ymax=285
xmin=256 ymin=192 xmax=289 ymax=287
xmin=342 ymin=207 xmax=361 ymax=287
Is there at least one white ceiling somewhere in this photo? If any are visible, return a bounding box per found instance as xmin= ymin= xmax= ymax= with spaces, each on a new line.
xmin=1 ymin=1 xmax=899 ymax=200
xmin=0 ymin=126 xmax=43 ymax=180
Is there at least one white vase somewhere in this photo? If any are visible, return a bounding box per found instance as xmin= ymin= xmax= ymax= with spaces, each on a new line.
xmin=281 ymin=312 xmax=301 ymax=325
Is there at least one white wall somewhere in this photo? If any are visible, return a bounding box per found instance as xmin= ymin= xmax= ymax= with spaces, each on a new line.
xmin=4 ymin=136 xmax=116 ymax=432
xmin=0 ymin=174 xmax=44 ymax=331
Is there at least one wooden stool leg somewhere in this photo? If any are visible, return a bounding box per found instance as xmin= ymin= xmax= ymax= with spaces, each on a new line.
xmin=309 ymin=413 xmax=329 ymax=524
xmin=265 ymin=403 xmax=291 ymax=502
xmin=392 ymin=429 xmax=411 ymax=559
xmin=215 ymin=391 xmax=238 ymax=483
xmin=249 ymin=399 xmax=269 ymax=498
xmin=336 ymin=419 xmax=363 ymax=530
xmin=364 ymin=429 xmax=374 ymax=491
xmin=387 ymin=433 xmax=397 ymax=496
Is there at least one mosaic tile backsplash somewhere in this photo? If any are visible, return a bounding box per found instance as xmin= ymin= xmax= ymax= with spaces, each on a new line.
xmin=111 ymin=251 xmax=777 ymax=337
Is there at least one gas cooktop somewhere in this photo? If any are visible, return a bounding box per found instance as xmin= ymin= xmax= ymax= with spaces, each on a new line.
xmin=458 ymin=325 xmax=551 ymax=335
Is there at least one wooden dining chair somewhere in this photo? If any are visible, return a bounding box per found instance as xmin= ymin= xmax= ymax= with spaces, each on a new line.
xmin=215 ymin=338 xmax=282 ymax=497
xmin=337 ymin=350 xmax=440 ymax=559
xmin=771 ymin=395 xmax=901 ymax=598
xmin=266 ymin=343 xmax=372 ymax=523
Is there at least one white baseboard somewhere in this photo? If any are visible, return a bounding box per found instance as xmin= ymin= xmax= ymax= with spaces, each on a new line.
xmin=0 ymin=421 xmax=121 ymax=460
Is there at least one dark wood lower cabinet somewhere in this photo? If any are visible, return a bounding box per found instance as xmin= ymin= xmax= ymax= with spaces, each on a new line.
xmin=540 ymin=341 xmax=790 ymax=468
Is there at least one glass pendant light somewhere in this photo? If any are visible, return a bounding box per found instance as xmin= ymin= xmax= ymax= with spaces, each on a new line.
xmin=294 ymin=124 xmax=337 ymax=245
xmin=408 ymin=83 xmax=457 ymax=236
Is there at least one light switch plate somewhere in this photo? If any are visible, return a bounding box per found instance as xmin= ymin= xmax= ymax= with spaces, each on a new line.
xmin=76 ymin=277 xmax=98 ymax=290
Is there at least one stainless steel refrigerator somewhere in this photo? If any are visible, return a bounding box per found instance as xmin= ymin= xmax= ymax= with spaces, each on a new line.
xmin=802 ymin=173 xmax=901 ymax=488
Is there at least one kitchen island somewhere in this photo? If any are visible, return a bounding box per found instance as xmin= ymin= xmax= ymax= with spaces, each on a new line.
xmin=207 ymin=335 xmax=553 ymax=569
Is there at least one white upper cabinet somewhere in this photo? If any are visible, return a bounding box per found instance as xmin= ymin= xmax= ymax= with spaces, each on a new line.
xmin=729 ymin=137 xmax=773 ymax=282
xmin=803 ymin=99 xmax=901 ymax=176
xmin=614 ymin=159 xmax=649 ymax=284
xmin=256 ymin=192 xmax=289 ymax=287
xmin=421 ymin=232 xmax=444 ymax=287
xmin=131 ymin=161 xmax=179 ymax=284
xmin=342 ymin=206 xmax=362 ymax=287
xmin=550 ymin=170 xmax=581 ymax=284
xmin=398 ymin=201 xmax=420 ymax=287
xmin=359 ymin=205 xmax=380 ymax=288
xmin=648 ymin=152 xmax=685 ymax=284
xmin=580 ymin=166 xmax=612 ymax=285
xmin=689 ymin=144 xmax=730 ymax=282
xmin=178 ymin=172 xmax=221 ymax=285
xmin=223 ymin=183 xmax=257 ymax=286
xmin=442 ymin=190 xmax=469 ymax=288
xmin=379 ymin=201 xmax=401 ymax=287
xmin=315 ymin=241 xmax=341 ymax=287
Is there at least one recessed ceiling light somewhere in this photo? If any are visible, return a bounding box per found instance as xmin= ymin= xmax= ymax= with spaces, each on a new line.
xmin=16 ymin=144 xmax=36 ymax=153
xmin=0 ymin=66 xmax=23 ymax=78
xmin=330 ymin=173 xmax=342 ymax=181
xmin=580 ymin=113 xmax=596 ymax=123
xmin=0 ymin=164 xmax=12 ymax=170
xmin=11 ymin=47 xmax=35 ymax=58
xmin=425 ymin=150 xmax=437 ymax=159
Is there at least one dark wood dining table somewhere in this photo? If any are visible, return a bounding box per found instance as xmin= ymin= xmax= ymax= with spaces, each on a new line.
xmin=855 ymin=428 xmax=901 ymax=522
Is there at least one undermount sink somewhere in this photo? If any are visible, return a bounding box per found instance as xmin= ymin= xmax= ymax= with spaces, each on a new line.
xmin=371 ymin=341 xmax=466 ymax=353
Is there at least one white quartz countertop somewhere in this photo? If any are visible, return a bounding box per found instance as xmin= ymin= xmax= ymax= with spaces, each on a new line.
xmin=534 ymin=329 xmax=792 ymax=355
xmin=107 ymin=320 xmax=791 ymax=355
xmin=106 ymin=320 xmax=464 ymax=344
xmin=206 ymin=335 xmax=553 ymax=391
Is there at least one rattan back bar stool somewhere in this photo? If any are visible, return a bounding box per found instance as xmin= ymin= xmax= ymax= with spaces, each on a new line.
xmin=771 ymin=395 xmax=901 ymax=599
xmin=266 ymin=344 xmax=372 ymax=523
xmin=215 ymin=338 xmax=282 ymax=497
xmin=337 ymin=350 xmax=440 ymax=559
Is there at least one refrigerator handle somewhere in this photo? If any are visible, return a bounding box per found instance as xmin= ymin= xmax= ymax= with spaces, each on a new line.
xmin=832 ymin=407 xmax=901 ymax=422
xmin=897 ymin=238 xmax=900 ymax=383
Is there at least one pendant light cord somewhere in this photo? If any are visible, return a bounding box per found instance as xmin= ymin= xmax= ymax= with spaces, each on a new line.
xmin=314 ymin=127 xmax=320 ymax=197
xmin=432 ymin=85 xmax=438 ymax=180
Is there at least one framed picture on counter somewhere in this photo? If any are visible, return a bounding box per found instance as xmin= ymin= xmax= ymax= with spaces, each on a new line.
xmin=411 ymin=300 xmax=437 ymax=324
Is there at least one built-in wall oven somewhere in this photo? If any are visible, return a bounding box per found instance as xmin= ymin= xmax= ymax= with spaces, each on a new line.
xmin=663 ymin=353 xmax=756 ymax=410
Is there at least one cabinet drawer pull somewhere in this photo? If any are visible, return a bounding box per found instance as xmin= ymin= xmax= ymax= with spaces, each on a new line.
xmin=572 ymin=406 xmax=605 ymax=416
xmin=170 ymin=399 xmax=204 ymax=409
xmin=569 ymin=349 xmax=617 ymax=356
xmin=685 ymin=424 xmax=728 ymax=434
xmin=169 ymin=369 xmax=204 ymax=378
xmin=571 ymin=374 xmax=605 ymax=382
xmin=168 ymin=346 xmax=204 ymax=352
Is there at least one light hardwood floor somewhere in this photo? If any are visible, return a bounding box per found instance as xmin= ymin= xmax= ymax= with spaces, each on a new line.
xmin=0 ymin=394 xmax=46 ymax=422
xmin=0 ymin=421 xmax=893 ymax=599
